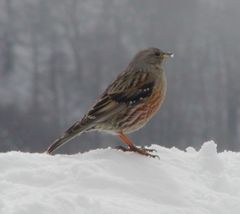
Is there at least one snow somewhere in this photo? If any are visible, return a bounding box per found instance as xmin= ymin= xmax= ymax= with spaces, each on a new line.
xmin=1 ymin=141 xmax=240 ymax=214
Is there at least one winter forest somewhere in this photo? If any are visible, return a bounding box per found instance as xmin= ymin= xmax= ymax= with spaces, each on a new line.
xmin=0 ymin=0 xmax=240 ymax=153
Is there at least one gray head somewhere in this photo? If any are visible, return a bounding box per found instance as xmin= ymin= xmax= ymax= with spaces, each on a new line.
xmin=130 ymin=47 xmax=173 ymax=68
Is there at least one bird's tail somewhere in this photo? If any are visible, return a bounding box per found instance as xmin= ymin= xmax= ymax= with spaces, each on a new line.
xmin=46 ymin=121 xmax=92 ymax=154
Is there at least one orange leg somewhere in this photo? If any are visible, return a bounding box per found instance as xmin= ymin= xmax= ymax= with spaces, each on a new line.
xmin=118 ymin=133 xmax=135 ymax=148
xmin=117 ymin=132 xmax=159 ymax=158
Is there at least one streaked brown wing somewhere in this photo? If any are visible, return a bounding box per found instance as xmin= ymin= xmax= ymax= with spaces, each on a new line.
xmin=110 ymin=81 xmax=154 ymax=105
xmin=85 ymin=71 xmax=154 ymax=121
xmin=104 ymin=70 xmax=150 ymax=94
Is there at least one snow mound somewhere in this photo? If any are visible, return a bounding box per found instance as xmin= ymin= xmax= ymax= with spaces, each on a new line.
xmin=1 ymin=141 xmax=240 ymax=214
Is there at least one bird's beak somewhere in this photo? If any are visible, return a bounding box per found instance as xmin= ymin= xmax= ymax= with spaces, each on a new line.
xmin=163 ymin=52 xmax=174 ymax=58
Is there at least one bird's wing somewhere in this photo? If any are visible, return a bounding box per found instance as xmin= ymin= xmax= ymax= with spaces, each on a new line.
xmin=84 ymin=71 xmax=155 ymax=122
xmin=64 ymin=71 xmax=155 ymax=135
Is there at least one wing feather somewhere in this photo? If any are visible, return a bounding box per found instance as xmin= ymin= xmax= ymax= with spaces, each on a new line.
xmin=81 ymin=71 xmax=154 ymax=126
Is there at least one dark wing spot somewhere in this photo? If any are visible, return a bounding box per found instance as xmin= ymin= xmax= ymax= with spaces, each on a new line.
xmin=155 ymin=50 xmax=160 ymax=56
xmin=110 ymin=92 xmax=127 ymax=103
xmin=111 ymin=81 xmax=154 ymax=105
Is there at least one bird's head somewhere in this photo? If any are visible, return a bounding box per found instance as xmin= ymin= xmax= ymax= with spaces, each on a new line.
xmin=130 ymin=47 xmax=173 ymax=69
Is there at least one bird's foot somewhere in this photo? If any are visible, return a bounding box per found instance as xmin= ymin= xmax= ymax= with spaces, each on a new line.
xmin=135 ymin=146 xmax=159 ymax=158
xmin=115 ymin=145 xmax=159 ymax=159
xmin=140 ymin=146 xmax=157 ymax=153
xmin=115 ymin=145 xmax=129 ymax=152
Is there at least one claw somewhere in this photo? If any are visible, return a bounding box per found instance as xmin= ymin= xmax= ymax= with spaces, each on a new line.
xmin=140 ymin=146 xmax=157 ymax=153
xmin=148 ymin=154 xmax=160 ymax=159
xmin=115 ymin=145 xmax=159 ymax=159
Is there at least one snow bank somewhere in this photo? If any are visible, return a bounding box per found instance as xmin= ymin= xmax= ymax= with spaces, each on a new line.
xmin=1 ymin=141 xmax=240 ymax=214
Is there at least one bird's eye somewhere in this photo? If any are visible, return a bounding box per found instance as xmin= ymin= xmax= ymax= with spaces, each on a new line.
xmin=155 ymin=51 xmax=160 ymax=56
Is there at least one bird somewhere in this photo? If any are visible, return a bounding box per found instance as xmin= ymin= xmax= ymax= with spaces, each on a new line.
xmin=46 ymin=47 xmax=173 ymax=158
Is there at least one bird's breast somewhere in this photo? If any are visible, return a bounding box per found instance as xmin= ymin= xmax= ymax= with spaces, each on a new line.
xmin=118 ymin=71 xmax=167 ymax=133
xmin=144 ymin=71 xmax=166 ymax=117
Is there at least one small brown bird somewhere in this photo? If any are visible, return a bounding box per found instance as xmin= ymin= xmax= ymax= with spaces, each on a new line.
xmin=46 ymin=47 xmax=173 ymax=157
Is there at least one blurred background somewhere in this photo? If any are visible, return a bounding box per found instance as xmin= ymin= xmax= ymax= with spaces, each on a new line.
xmin=0 ymin=0 xmax=239 ymax=153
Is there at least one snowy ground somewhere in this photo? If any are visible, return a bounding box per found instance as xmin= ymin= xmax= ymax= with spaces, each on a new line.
xmin=1 ymin=141 xmax=240 ymax=214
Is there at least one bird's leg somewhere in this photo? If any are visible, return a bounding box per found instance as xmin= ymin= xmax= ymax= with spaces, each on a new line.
xmin=117 ymin=133 xmax=159 ymax=158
